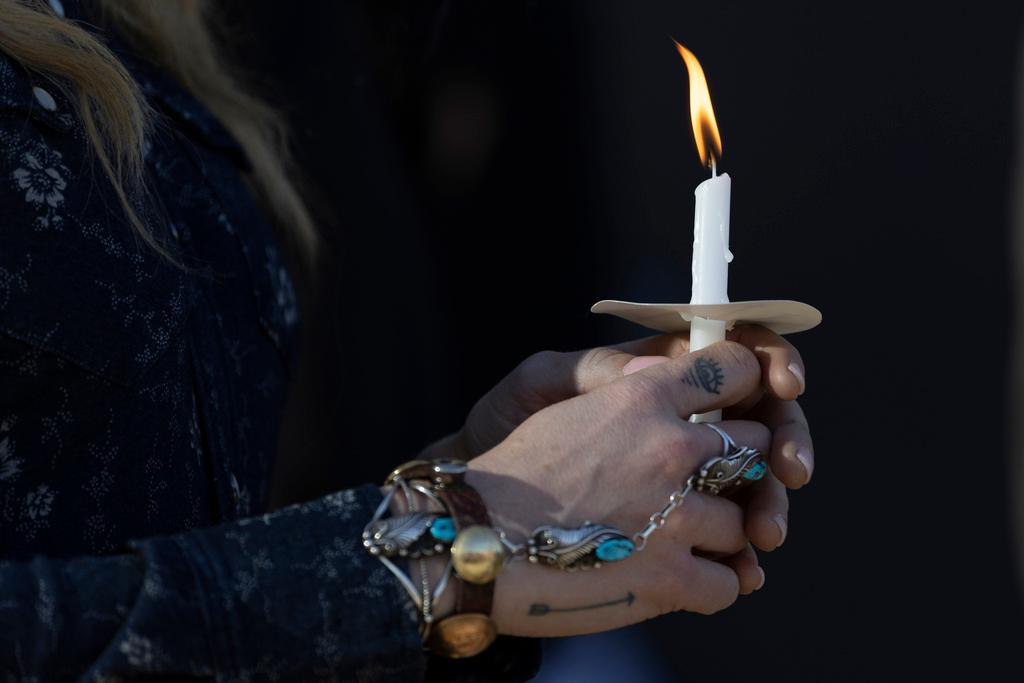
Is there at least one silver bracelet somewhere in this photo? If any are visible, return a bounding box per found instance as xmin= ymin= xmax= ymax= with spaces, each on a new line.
xmin=367 ymin=426 xmax=766 ymax=582
xmin=366 ymin=481 xmax=454 ymax=640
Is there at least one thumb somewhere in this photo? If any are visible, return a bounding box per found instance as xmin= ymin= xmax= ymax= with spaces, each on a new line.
xmin=514 ymin=336 xmax=685 ymax=403
xmin=570 ymin=334 xmax=686 ymax=394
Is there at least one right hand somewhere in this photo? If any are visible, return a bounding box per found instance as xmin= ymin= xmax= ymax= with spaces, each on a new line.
xmin=460 ymin=340 xmax=773 ymax=638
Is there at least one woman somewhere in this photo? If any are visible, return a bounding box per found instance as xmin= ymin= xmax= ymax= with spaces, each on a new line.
xmin=0 ymin=1 xmax=815 ymax=680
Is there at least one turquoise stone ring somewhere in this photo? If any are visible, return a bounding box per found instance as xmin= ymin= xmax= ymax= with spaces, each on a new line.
xmin=692 ymin=424 xmax=767 ymax=496
xmin=743 ymin=461 xmax=767 ymax=481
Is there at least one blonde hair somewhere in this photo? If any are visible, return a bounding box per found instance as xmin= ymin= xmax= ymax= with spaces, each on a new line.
xmin=0 ymin=0 xmax=317 ymax=264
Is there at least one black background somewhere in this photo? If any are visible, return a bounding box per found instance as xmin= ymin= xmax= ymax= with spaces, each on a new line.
xmin=242 ymin=1 xmax=1023 ymax=680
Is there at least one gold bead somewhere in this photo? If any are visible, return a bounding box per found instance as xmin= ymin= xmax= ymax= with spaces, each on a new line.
xmin=451 ymin=525 xmax=505 ymax=584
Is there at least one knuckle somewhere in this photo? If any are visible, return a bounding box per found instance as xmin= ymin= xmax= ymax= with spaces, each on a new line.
xmin=579 ymin=346 xmax=618 ymax=371
xmin=749 ymin=422 xmax=773 ymax=451
xmin=778 ymin=410 xmax=811 ymax=432
xmin=617 ymin=370 xmax=666 ymax=405
xmin=752 ymin=417 xmax=773 ymax=438
xmin=724 ymin=526 xmax=748 ymax=555
xmin=660 ymin=554 xmax=697 ymax=611
xmin=673 ymin=425 xmax=699 ymax=453
xmin=650 ymin=449 xmax=679 ymax=483
xmin=575 ymin=347 xmax=619 ymax=392
xmin=701 ymin=584 xmax=739 ymax=615
xmin=650 ymin=427 xmax=696 ymax=479
xmin=665 ymin=492 xmax=703 ymax=537
xmin=518 ymin=349 xmax=563 ymax=380
xmin=663 ymin=425 xmax=697 ymax=458
xmin=718 ymin=341 xmax=760 ymax=381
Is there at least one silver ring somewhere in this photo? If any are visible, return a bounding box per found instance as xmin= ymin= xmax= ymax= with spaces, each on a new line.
xmin=703 ymin=422 xmax=736 ymax=458
xmin=693 ymin=424 xmax=767 ymax=496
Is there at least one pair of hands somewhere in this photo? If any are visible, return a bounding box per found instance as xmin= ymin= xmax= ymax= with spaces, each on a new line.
xmin=418 ymin=326 xmax=813 ymax=637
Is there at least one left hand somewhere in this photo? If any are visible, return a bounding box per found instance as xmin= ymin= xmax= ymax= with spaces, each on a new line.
xmin=420 ymin=326 xmax=814 ymax=578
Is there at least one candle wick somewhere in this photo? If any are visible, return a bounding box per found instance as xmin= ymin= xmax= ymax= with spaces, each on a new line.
xmin=711 ymin=158 xmax=717 ymax=177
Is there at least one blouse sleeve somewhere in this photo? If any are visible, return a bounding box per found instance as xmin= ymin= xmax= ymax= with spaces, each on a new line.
xmin=0 ymin=484 xmax=426 ymax=681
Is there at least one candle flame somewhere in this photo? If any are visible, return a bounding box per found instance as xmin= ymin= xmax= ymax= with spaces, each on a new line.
xmin=673 ymin=40 xmax=722 ymax=168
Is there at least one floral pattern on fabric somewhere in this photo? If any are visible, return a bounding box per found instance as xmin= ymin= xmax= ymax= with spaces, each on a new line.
xmin=0 ymin=485 xmax=424 ymax=682
xmin=0 ymin=7 xmax=426 ymax=680
xmin=11 ymin=141 xmax=69 ymax=231
xmin=0 ymin=32 xmax=300 ymax=560
xmin=0 ymin=4 xmax=542 ymax=680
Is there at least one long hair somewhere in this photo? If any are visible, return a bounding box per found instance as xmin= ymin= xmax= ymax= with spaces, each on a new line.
xmin=0 ymin=0 xmax=317 ymax=264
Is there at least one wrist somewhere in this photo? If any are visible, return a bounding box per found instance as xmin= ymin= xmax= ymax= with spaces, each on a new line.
xmin=463 ymin=456 xmax=534 ymax=542
xmin=418 ymin=430 xmax=472 ymax=462
xmin=373 ymin=460 xmax=501 ymax=656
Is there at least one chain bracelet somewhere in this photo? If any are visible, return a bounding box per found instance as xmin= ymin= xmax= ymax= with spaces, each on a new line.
xmin=495 ymin=478 xmax=697 ymax=556
xmin=632 ymin=479 xmax=694 ymax=551
xmin=631 ymin=426 xmax=769 ymax=550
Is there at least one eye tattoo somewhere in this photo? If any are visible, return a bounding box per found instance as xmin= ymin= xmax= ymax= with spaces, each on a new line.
xmin=682 ymin=357 xmax=725 ymax=394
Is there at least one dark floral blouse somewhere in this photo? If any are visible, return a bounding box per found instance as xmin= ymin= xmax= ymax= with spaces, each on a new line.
xmin=0 ymin=3 xmax=543 ymax=681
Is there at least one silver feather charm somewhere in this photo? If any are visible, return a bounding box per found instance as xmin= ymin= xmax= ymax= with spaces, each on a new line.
xmin=690 ymin=447 xmax=766 ymax=496
xmin=362 ymin=512 xmax=435 ymax=557
xmin=527 ymin=523 xmax=634 ymax=571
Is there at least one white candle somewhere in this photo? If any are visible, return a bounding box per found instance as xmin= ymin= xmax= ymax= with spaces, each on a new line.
xmin=674 ymin=40 xmax=731 ymax=424
xmin=688 ymin=165 xmax=732 ymax=423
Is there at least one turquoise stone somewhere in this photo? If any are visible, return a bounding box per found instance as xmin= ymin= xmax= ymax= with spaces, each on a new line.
xmin=743 ymin=462 xmax=767 ymax=481
xmin=430 ymin=517 xmax=457 ymax=542
xmin=595 ymin=538 xmax=635 ymax=562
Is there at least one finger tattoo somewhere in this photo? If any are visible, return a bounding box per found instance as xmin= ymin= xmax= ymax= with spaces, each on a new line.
xmin=682 ymin=357 xmax=725 ymax=394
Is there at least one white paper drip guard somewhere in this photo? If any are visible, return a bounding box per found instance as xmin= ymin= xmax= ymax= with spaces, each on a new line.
xmin=590 ymin=299 xmax=822 ymax=336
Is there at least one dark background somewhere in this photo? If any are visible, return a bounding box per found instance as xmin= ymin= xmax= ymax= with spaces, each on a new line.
xmin=243 ymin=1 xmax=1023 ymax=680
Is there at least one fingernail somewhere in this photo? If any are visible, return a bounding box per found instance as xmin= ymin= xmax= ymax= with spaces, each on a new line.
xmin=773 ymin=514 xmax=788 ymax=548
xmin=795 ymin=447 xmax=814 ymax=484
xmin=754 ymin=567 xmax=766 ymax=591
xmin=787 ymin=362 xmax=806 ymax=395
xmin=622 ymin=356 xmax=670 ymax=375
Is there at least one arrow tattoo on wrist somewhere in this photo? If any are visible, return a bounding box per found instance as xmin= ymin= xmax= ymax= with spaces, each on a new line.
xmin=527 ymin=592 xmax=636 ymax=617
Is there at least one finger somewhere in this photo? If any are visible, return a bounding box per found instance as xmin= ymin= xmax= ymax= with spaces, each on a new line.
xmin=750 ymin=397 xmax=814 ymax=488
xmin=670 ymin=493 xmax=747 ymax=556
xmin=680 ymin=555 xmax=740 ymax=615
xmin=718 ymin=543 xmax=764 ymax=595
xmin=574 ymin=334 xmax=689 ymax=392
xmin=724 ymin=385 xmax=765 ymax=419
xmin=671 ymin=325 xmax=806 ymax=401
xmin=570 ymin=347 xmax=645 ymax=394
xmin=504 ymin=347 xmax=640 ymax=405
xmin=660 ymin=419 xmax=770 ymax=553
xmin=624 ymin=340 xmax=761 ymax=419
xmin=668 ymin=419 xmax=772 ymax=481
xmin=740 ymin=470 xmax=789 ymax=552
xmin=688 ymin=418 xmax=773 ymax=457
xmin=538 ymin=326 xmax=806 ymax=403
xmin=727 ymin=325 xmax=806 ymax=400
xmin=612 ymin=333 xmax=689 ymax=359
xmin=653 ymin=325 xmax=805 ymax=400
